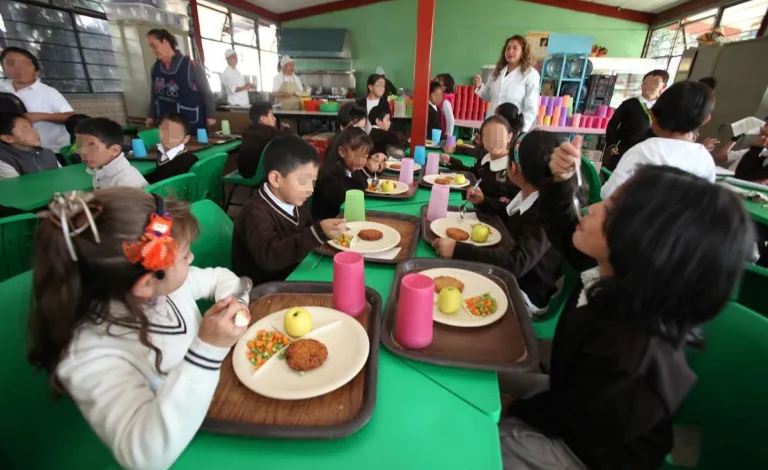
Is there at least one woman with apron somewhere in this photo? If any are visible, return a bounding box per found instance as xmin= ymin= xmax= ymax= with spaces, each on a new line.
xmin=272 ymin=56 xmax=303 ymax=111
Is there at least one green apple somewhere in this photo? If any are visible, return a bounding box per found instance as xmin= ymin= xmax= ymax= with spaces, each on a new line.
xmin=284 ymin=307 xmax=313 ymax=337
xmin=471 ymin=223 xmax=490 ymax=243
xmin=437 ymin=287 xmax=462 ymax=314
xmin=380 ymin=180 xmax=396 ymax=193
xmin=454 ymin=174 xmax=467 ymax=185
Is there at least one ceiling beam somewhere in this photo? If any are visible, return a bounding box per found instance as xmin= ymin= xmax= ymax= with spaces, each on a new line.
xmin=516 ymin=0 xmax=653 ymax=24
xmin=218 ymin=0 xmax=281 ymax=22
xmin=652 ymin=0 xmax=724 ymax=25
xmin=280 ymin=0 xmax=392 ymax=22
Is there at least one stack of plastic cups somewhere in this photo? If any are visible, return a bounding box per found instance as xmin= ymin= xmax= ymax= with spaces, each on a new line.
xmin=572 ymin=113 xmax=582 ymax=128
xmin=545 ymin=98 xmax=555 ymax=118
xmin=552 ymin=107 xmax=561 ymax=128
xmin=607 ymin=107 xmax=616 ymax=119
xmin=559 ymin=112 xmax=567 ymax=127
xmin=543 ymin=116 xmax=552 ymax=126
xmin=583 ymin=116 xmax=593 ymax=128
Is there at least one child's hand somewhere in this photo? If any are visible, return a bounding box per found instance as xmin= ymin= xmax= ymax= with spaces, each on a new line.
xmin=367 ymin=153 xmax=386 ymax=173
xmin=467 ymin=187 xmax=484 ymax=205
xmin=702 ymin=137 xmax=720 ymax=151
xmin=550 ymin=136 xmax=582 ymax=182
xmin=440 ymin=153 xmax=451 ymax=165
xmin=320 ymin=218 xmax=346 ymax=239
xmin=198 ymin=297 xmax=249 ymax=348
xmin=432 ymin=238 xmax=457 ymax=258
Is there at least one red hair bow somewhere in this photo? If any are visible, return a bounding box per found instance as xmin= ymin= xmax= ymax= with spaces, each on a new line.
xmin=123 ymin=213 xmax=178 ymax=271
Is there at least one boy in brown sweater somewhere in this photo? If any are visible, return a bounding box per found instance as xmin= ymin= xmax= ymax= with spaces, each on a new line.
xmin=232 ymin=134 xmax=346 ymax=285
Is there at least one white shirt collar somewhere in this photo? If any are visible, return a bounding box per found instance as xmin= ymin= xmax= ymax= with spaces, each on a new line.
xmin=86 ymin=153 xmax=130 ymax=177
xmin=429 ymin=102 xmax=438 ymax=111
xmin=3 ymin=78 xmax=41 ymax=93
xmin=345 ymin=169 xmax=352 ymax=177
xmin=638 ymin=96 xmax=656 ymax=108
xmin=157 ymin=143 xmax=186 ymax=163
xmin=263 ymin=184 xmax=295 ymax=216
xmin=577 ymin=267 xmax=602 ymax=308
xmin=506 ymin=191 xmax=539 ymax=216
xmin=481 ymin=152 xmax=509 ymax=172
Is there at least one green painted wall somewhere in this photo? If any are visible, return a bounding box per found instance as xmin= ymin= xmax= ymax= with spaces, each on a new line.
xmin=285 ymin=0 xmax=648 ymax=94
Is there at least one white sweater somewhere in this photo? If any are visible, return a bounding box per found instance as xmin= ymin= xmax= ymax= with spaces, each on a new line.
xmin=56 ymin=267 xmax=249 ymax=470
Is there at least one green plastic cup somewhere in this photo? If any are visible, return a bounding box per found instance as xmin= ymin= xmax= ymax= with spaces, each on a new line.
xmin=344 ymin=190 xmax=366 ymax=222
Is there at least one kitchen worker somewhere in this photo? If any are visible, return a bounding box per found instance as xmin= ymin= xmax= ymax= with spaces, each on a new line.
xmin=272 ymin=56 xmax=303 ymax=111
xmin=0 ymin=47 xmax=74 ymax=152
xmin=221 ymin=49 xmax=253 ymax=107
xmin=145 ymin=28 xmax=216 ymax=131
xmin=376 ymin=66 xmax=398 ymax=97
xmin=473 ymin=34 xmax=540 ymax=132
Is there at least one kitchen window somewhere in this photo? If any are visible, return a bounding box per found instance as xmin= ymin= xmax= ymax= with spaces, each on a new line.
xmin=198 ymin=0 xmax=278 ymax=94
xmin=0 ymin=0 xmax=121 ymax=93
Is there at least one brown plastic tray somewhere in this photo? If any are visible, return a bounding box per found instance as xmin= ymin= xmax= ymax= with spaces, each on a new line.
xmin=364 ymin=172 xmax=422 ymax=200
xmin=315 ymin=211 xmax=421 ymax=265
xmin=202 ymin=281 xmax=381 ymax=439
xmin=418 ymin=170 xmax=477 ymax=192
xmin=419 ymin=205 xmax=514 ymax=249
xmin=380 ymin=258 xmax=539 ymax=373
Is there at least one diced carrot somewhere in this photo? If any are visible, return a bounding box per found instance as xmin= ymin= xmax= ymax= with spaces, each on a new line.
xmin=255 ymin=340 xmax=265 ymax=347
xmin=282 ymin=337 xmax=290 ymax=345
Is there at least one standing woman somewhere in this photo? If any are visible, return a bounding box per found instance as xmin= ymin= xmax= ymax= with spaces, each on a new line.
xmin=272 ymin=56 xmax=303 ymax=111
xmin=145 ymin=29 xmax=216 ymax=131
xmin=473 ymin=35 xmax=540 ymax=132
xmin=356 ymin=74 xmax=389 ymax=133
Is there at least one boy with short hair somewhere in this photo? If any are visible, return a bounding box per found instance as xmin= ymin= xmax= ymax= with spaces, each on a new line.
xmin=368 ymin=104 xmax=402 ymax=156
xmin=605 ymin=69 xmax=669 ymax=170
xmin=427 ymin=80 xmax=444 ymax=138
xmin=232 ymin=134 xmax=346 ymax=285
xmin=147 ymin=113 xmax=199 ymax=184
xmin=0 ymin=113 xmax=59 ymax=179
xmin=337 ymin=103 xmax=368 ymax=130
xmin=602 ymin=80 xmax=716 ymax=199
xmin=237 ymin=102 xmax=289 ymax=178
xmin=76 ymin=117 xmax=148 ymax=189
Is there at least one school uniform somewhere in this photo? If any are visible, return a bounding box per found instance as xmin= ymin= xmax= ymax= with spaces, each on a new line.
xmin=356 ymin=96 xmax=388 ymax=133
xmin=734 ymin=145 xmax=768 ymax=181
xmin=428 ymin=102 xmax=442 ymax=138
xmin=441 ymin=93 xmax=456 ymax=137
xmin=472 ymin=152 xmax=520 ymax=201
xmin=452 ymin=191 xmax=561 ymax=311
xmin=0 ymin=79 xmax=74 ymax=151
xmin=146 ymin=143 xmax=198 ymax=184
xmin=311 ymin=154 xmax=367 ymax=221
xmin=502 ymin=176 xmax=697 ymax=470
xmin=604 ymin=97 xmax=654 ymax=170
xmin=368 ymin=126 xmax=403 ymax=156
xmin=237 ymin=123 xmax=288 ymax=178
xmin=56 ymin=267 xmax=248 ymax=470
xmin=232 ymin=185 xmax=328 ymax=286
xmin=601 ymin=137 xmax=715 ymax=199
xmin=0 ymin=142 xmax=60 ymax=178
xmin=88 ymin=153 xmax=148 ymax=189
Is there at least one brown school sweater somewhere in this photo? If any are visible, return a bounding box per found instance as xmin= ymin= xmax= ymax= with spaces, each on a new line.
xmin=237 ymin=123 xmax=289 ymax=178
xmin=146 ymin=150 xmax=198 ymax=184
xmin=452 ymin=195 xmax=561 ymax=308
xmin=232 ymin=185 xmax=328 ymax=286
xmin=734 ymin=146 xmax=768 ymax=182
xmin=368 ymin=127 xmax=403 ymax=156
xmin=311 ymin=154 xmax=368 ymax=221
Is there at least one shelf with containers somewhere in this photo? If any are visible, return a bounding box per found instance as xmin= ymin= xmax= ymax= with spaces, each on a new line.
xmin=539 ymin=53 xmax=592 ymax=113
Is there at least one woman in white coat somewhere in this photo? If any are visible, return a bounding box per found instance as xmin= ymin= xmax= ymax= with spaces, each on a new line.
xmin=473 ymin=35 xmax=540 ymax=132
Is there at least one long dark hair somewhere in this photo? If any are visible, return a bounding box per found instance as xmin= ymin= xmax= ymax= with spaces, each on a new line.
xmin=495 ymin=103 xmax=524 ymax=136
xmin=492 ymin=35 xmax=532 ymax=80
xmin=587 ymin=165 xmax=754 ymax=346
xmin=28 ymin=188 xmax=199 ymax=396
xmin=366 ymin=74 xmax=385 ymax=96
xmin=325 ymin=127 xmax=372 ymax=170
xmin=435 ymin=73 xmax=455 ymax=94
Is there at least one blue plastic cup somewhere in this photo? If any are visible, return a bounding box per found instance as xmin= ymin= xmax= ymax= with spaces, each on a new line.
xmin=197 ymin=128 xmax=209 ymax=143
xmin=131 ymin=138 xmax=147 ymax=158
xmin=431 ymin=128 xmax=442 ymax=144
xmin=413 ymin=145 xmax=426 ymax=166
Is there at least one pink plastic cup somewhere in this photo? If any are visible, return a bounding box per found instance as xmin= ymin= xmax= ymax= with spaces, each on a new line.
xmin=394 ymin=273 xmax=435 ymax=349
xmin=426 ymin=184 xmax=449 ymax=221
xmin=583 ymin=116 xmax=593 ymax=128
xmin=572 ymin=113 xmax=582 ymax=128
xmin=399 ymin=158 xmax=415 ymax=185
xmin=607 ymin=107 xmax=616 ymax=118
xmin=332 ymin=252 xmax=366 ymax=317
xmin=425 ymin=152 xmax=440 ymax=176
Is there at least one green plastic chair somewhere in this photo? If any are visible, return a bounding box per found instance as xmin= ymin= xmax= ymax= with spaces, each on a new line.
xmin=533 ymin=262 xmax=579 ymax=339
xmin=660 ymin=302 xmax=768 ymax=469
xmin=0 ymin=213 xmax=38 ymax=282
xmin=733 ymin=263 xmax=768 ymax=318
xmin=145 ymin=173 xmax=197 ymax=202
xmin=600 ymin=166 xmax=613 ymax=186
xmin=0 ymin=271 xmax=114 ymax=470
xmin=58 ymin=144 xmax=78 ymax=166
xmin=189 ymin=152 xmax=228 ymax=202
xmin=221 ymin=144 xmax=271 ymax=211
xmin=580 ymin=157 xmax=602 ymax=204
xmin=138 ymin=127 xmax=161 ymax=148
xmin=189 ymin=199 xmax=234 ymax=313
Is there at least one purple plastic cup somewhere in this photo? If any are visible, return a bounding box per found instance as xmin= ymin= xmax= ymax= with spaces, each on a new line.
xmin=555 ymin=96 xmax=564 ymax=107
xmin=332 ymin=252 xmax=366 ymax=317
xmin=445 ymin=135 xmax=457 ymax=146
xmin=425 ymin=152 xmax=440 ymax=175
xmin=559 ymin=113 xmax=567 ymax=126
xmin=597 ymin=105 xmax=608 ymax=118
xmin=394 ymin=273 xmax=435 ymax=349
xmin=426 ymin=184 xmax=449 ymax=221
xmin=399 ymin=158 xmax=415 ymax=185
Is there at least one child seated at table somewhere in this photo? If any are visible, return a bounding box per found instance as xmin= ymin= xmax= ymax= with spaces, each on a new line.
xmin=338 ymin=103 xmax=368 ymax=130
xmin=237 ymin=102 xmax=289 ymax=178
xmin=435 ymin=73 xmax=456 ymax=139
xmin=444 ymin=103 xmax=525 ymax=165
xmin=75 ymin=117 xmax=148 ymax=189
xmin=498 ymin=141 xmax=755 ymax=470
xmin=146 ymin=113 xmax=199 ymax=184
xmin=232 ymin=135 xmax=346 ymax=285
xmin=713 ymin=117 xmax=768 ymax=173
xmin=368 ymin=104 xmax=403 ymax=156
xmin=601 ymin=80 xmax=716 ymax=199
xmin=733 ymin=120 xmax=768 ymax=183
xmin=0 ymin=113 xmax=59 ymax=179
xmin=312 ymin=127 xmax=373 ymax=220
xmin=28 ymin=188 xmax=251 ymax=470
xmin=427 ymin=81 xmax=444 ymax=139
xmin=433 ymin=131 xmax=562 ymax=316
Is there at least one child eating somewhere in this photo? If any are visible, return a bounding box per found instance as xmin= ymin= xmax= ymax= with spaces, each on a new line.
xmin=28 ymin=188 xmax=251 ymax=470
xmin=602 ymin=80 xmax=716 ymax=198
xmin=312 ymin=127 xmax=372 ymax=220
xmin=0 ymin=113 xmax=59 ymax=178
xmin=232 ymin=134 xmax=346 ymax=285
xmin=432 ymin=131 xmax=562 ymax=316
xmin=147 ymin=113 xmax=199 ymax=184
xmin=75 ymin=117 xmax=148 ymax=189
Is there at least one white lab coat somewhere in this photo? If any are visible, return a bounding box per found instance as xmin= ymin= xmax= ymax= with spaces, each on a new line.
xmin=476 ymin=65 xmax=540 ymax=132
xmin=272 ymin=73 xmax=303 ymax=93
xmin=221 ymin=66 xmax=251 ymax=107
